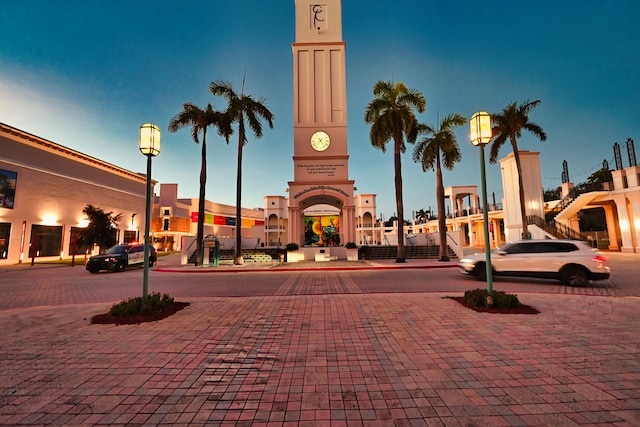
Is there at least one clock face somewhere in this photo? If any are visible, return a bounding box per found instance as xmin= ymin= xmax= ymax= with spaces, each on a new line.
xmin=310 ymin=131 xmax=330 ymax=152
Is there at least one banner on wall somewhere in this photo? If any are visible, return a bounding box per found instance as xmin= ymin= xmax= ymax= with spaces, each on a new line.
xmin=0 ymin=169 xmax=17 ymax=209
xmin=303 ymin=215 xmax=340 ymax=246
xmin=190 ymin=213 xmax=264 ymax=228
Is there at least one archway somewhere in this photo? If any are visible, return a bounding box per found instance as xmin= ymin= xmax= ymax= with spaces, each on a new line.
xmin=287 ymin=186 xmax=355 ymax=247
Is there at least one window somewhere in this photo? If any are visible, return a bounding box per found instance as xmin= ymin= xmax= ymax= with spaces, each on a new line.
xmin=29 ymin=225 xmax=62 ymax=257
xmin=0 ymin=223 xmax=10 ymax=259
xmin=69 ymin=227 xmax=92 ymax=255
xmin=123 ymin=230 xmax=137 ymax=244
xmin=553 ymin=242 xmax=578 ymax=252
xmin=505 ymin=244 xmax=529 ymax=254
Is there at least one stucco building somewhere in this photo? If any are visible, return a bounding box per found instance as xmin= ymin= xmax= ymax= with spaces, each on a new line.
xmin=0 ymin=122 xmax=150 ymax=264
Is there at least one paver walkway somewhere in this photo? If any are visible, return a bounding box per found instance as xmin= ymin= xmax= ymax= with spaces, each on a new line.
xmin=1 ymin=279 xmax=639 ymax=425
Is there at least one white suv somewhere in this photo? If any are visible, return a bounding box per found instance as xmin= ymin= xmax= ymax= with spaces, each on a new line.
xmin=459 ymin=240 xmax=610 ymax=286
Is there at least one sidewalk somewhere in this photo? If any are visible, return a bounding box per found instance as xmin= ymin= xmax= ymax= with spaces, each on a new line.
xmin=1 ymin=260 xmax=639 ymax=425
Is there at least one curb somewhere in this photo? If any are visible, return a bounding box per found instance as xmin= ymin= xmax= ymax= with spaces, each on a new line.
xmin=154 ymin=262 xmax=459 ymax=274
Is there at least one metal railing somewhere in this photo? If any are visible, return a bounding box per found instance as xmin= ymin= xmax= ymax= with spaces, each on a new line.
xmin=549 ymin=182 xmax=612 ymax=220
xmin=527 ymin=215 xmax=589 ymax=241
xmin=265 ymin=225 xmax=285 ymax=230
xmin=425 ymin=234 xmax=435 ymax=246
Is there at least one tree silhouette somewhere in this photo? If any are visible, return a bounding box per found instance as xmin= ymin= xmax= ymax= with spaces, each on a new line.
xmin=78 ymin=204 xmax=122 ymax=253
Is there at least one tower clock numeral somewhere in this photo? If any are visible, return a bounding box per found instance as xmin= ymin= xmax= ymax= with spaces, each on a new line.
xmin=311 ymin=4 xmax=326 ymax=30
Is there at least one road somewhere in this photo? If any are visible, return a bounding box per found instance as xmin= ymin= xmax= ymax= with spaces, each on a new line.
xmin=1 ymin=252 xmax=637 ymax=311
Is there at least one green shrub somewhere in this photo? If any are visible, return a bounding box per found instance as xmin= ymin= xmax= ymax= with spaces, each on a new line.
xmin=464 ymin=288 xmax=521 ymax=309
xmin=492 ymin=291 xmax=521 ymax=308
xmin=345 ymin=242 xmax=357 ymax=249
xmin=285 ymin=243 xmax=299 ymax=251
xmin=109 ymin=293 xmax=174 ymax=316
xmin=464 ymin=288 xmax=490 ymax=307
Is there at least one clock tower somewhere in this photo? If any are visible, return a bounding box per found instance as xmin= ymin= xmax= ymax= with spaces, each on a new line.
xmin=287 ymin=0 xmax=356 ymax=246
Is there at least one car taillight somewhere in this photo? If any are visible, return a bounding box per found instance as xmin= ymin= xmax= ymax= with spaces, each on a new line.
xmin=592 ymin=255 xmax=608 ymax=263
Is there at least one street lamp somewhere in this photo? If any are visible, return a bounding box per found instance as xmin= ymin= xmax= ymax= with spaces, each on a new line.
xmin=470 ymin=111 xmax=494 ymax=296
xmin=139 ymin=123 xmax=161 ymax=302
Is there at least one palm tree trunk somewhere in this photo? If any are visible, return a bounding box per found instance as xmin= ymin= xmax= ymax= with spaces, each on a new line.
xmin=196 ymin=131 xmax=207 ymax=266
xmin=234 ymin=128 xmax=244 ymax=265
xmin=393 ymin=137 xmax=405 ymax=263
xmin=436 ymin=153 xmax=449 ymax=261
xmin=512 ymin=139 xmax=529 ymax=239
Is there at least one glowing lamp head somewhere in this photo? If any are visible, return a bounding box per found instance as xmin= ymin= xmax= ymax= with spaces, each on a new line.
xmin=470 ymin=111 xmax=492 ymax=146
xmin=139 ymin=123 xmax=161 ymax=156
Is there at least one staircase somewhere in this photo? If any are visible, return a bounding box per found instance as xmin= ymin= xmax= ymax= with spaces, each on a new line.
xmin=527 ymin=215 xmax=590 ymax=241
xmin=546 ymin=184 xmax=610 ymax=223
xmin=360 ymin=245 xmax=457 ymax=260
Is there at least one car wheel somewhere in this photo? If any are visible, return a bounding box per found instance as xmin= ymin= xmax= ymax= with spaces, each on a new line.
xmin=561 ymin=265 xmax=589 ymax=286
xmin=473 ymin=263 xmax=487 ymax=281
xmin=115 ymin=262 xmax=126 ymax=272
xmin=87 ymin=268 xmax=99 ymax=274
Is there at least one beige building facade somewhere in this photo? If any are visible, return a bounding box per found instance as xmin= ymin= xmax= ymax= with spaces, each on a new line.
xmin=154 ymin=183 xmax=265 ymax=253
xmin=0 ymin=123 xmax=150 ymax=265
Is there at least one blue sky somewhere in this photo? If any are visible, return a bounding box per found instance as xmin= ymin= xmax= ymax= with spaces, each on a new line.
xmin=1 ymin=1 xmax=638 ymax=219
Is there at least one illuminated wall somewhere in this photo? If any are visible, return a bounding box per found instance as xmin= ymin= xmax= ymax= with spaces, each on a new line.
xmin=0 ymin=123 xmax=149 ymax=263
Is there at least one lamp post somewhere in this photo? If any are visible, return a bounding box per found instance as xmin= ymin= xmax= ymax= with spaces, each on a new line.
xmin=139 ymin=123 xmax=161 ymax=303
xmin=470 ymin=111 xmax=494 ymax=295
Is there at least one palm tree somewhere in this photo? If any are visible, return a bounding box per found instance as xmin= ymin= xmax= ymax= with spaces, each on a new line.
xmin=168 ymin=102 xmax=232 ymax=266
xmin=210 ymin=78 xmax=274 ymax=265
xmin=364 ymin=80 xmax=426 ymax=262
xmin=412 ymin=114 xmax=466 ymax=261
xmin=415 ymin=208 xmax=428 ymax=223
xmin=490 ymin=100 xmax=547 ymax=239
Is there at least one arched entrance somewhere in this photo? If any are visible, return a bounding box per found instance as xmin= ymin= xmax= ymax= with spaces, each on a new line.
xmin=287 ymin=186 xmax=355 ymax=247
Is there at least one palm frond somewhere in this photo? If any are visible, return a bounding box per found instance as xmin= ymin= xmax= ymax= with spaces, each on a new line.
xmin=412 ymin=113 xmax=465 ymax=172
xmin=489 ymin=99 xmax=545 ymax=163
xmin=489 ymin=133 xmax=508 ymax=163
xmin=523 ymin=122 xmax=547 ymax=141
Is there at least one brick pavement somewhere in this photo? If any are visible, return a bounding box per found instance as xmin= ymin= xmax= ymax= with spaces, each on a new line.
xmin=1 ymin=253 xmax=639 ymax=425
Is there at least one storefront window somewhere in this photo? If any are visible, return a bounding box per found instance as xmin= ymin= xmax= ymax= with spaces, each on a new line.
xmin=123 ymin=230 xmax=137 ymax=244
xmin=29 ymin=225 xmax=62 ymax=257
xmin=69 ymin=227 xmax=92 ymax=255
xmin=0 ymin=223 xmax=10 ymax=259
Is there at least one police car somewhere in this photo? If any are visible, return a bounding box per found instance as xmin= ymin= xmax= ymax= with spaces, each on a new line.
xmin=86 ymin=243 xmax=156 ymax=273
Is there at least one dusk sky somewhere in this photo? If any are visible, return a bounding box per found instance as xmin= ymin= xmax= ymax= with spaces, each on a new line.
xmin=1 ymin=1 xmax=638 ymax=219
